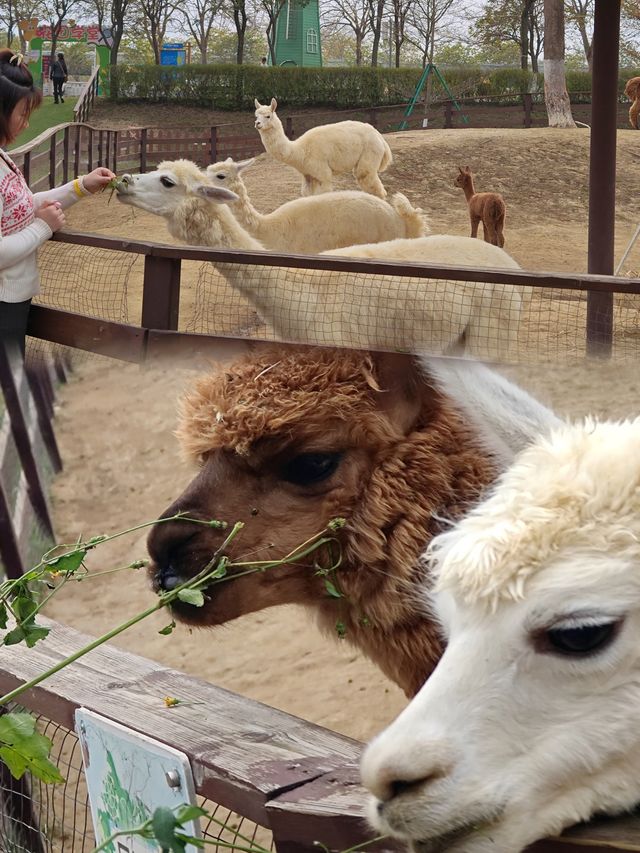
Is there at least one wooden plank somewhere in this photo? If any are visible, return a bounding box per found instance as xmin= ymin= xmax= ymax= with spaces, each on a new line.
xmin=0 ymin=617 xmax=362 ymax=826
xmin=46 ymin=231 xmax=640 ymax=293
xmin=0 ymin=346 xmax=54 ymax=538
xmin=141 ymin=255 xmax=181 ymax=330
xmin=27 ymin=306 xmax=146 ymax=363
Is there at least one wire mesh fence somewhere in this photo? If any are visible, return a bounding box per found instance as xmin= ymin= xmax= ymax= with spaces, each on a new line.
xmin=31 ymin=239 xmax=640 ymax=365
xmin=0 ymin=711 xmax=275 ymax=853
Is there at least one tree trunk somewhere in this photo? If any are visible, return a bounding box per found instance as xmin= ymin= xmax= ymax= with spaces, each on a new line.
xmin=519 ymin=1 xmax=530 ymax=69
xmin=369 ymin=0 xmax=384 ymax=66
xmin=234 ymin=8 xmax=246 ymax=64
xmin=543 ymin=0 xmax=576 ymax=127
xmin=356 ymin=32 xmax=363 ymax=65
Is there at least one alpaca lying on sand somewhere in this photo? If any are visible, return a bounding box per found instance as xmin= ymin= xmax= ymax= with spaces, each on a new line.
xmin=146 ymin=346 xmax=558 ymax=697
xmin=205 ymin=157 xmax=426 ymax=253
xmin=254 ymin=98 xmax=393 ymax=198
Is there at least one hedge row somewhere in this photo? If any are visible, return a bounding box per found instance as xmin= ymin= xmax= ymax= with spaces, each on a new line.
xmin=109 ymin=63 xmax=640 ymax=110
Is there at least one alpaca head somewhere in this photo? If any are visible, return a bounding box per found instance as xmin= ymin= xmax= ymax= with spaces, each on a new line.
xmin=454 ymin=165 xmax=473 ymax=190
xmin=254 ymin=97 xmax=278 ymax=131
xmin=206 ymin=157 xmax=255 ymax=193
xmin=146 ymin=345 xmax=453 ymax=635
xmin=116 ymin=159 xmax=239 ymax=218
xmin=362 ymin=417 xmax=640 ymax=853
xmin=625 ymin=76 xmax=640 ymax=101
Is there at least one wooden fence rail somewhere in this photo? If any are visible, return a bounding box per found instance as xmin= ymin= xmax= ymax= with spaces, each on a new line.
xmin=0 ymin=616 xmax=638 ymax=851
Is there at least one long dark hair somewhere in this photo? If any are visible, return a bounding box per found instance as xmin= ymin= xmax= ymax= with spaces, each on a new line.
xmin=0 ymin=49 xmax=42 ymax=146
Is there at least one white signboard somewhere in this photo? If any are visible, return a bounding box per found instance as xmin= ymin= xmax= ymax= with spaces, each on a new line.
xmin=75 ymin=709 xmax=202 ymax=853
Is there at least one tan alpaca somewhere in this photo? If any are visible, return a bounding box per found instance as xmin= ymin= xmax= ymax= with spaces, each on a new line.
xmin=625 ymin=76 xmax=640 ymax=129
xmin=454 ymin=165 xmax=506 ymax=249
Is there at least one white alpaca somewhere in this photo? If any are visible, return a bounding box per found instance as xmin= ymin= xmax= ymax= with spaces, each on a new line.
xmin=117 ymin=159 xmax=264 ymax=251
xmin=206 ymin=157 xmax=426 ymax=252
xmin=117 ymin=160 xmax=527 ymax=359
xmin=254 ymin=98 xmax=393 ymax=198
xmin=362 ymin=417 xmax=640 ymax=853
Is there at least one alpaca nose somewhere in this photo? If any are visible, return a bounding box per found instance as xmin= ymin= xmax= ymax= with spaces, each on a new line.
xmin=147 ymin=514 xmax=203 ymax=591
xmin=361 ymin=738 xmax=454 ymax=804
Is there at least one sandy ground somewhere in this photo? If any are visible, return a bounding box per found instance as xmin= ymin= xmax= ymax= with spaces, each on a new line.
xmin=41 ymin=127 xmax=640 ymax=744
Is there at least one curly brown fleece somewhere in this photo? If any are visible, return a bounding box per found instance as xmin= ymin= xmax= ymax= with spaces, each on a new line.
xmin=166 ymin=346 xmax=499 ymax=697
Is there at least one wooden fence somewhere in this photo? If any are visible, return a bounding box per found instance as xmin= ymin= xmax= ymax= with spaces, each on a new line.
xmin=0 ymin=346 xmax=63 ymax=580
xmin=0 ymin=616 xmax=639 ymax=852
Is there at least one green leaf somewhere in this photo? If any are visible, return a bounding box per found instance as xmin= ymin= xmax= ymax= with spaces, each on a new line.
xmin=13 ymin=595 xmax=37 ymax=622
xmin=175 ymin=804 xmax=208 ymax=825
xmin=151 ymin=806 xmax=186 ymax=852
xmin=335 ymin=620 xmax=346 ymax=639
xmin=3 ymin=626 xmax=26 ymax=646
xmin=176 ymin=589 xmax=204 ymax=607
xmin=0 ymin=716 xmax=65 ymax=784
xmin=323 ymin=578 xmax=342 ymax=599
xmin=23 ymin=625 xmax=50 ymax=648
xmin=0 ymin=602 xmax=7 ymax=629
xmin=208 ymin=558 xmax=228 ymax=580
xmin=158 ymin=621 xmax=176 ymax=636
xmin=45 ymin=548 xmax=86 ymax=574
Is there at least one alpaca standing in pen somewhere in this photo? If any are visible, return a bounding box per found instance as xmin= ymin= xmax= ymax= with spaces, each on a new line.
xmin=254 ymin=98 xmax=393 ymax=198
xmin=455 ymin=165 xmax=506 ymax=248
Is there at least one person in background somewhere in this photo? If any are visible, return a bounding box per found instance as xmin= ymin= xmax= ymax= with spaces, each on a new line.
xmin=260 ymin=56 xmax=267 ymax=66
xmin=50 ymin=51 xmax=68 ymax=104
xmin=0 ymin=49 xmax=115 ymax=352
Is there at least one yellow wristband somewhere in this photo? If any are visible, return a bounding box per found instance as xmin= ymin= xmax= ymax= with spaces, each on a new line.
xmin=73 ymin=177 xmax=89 ymax=198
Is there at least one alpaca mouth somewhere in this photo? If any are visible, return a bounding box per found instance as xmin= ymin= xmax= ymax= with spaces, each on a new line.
xmin=411 ymin=813 xmax=503 ymax=853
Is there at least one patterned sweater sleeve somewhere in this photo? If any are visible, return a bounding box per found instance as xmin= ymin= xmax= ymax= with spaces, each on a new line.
xmin=0 ymin=192 xmax=52 ymax=271
xmin=33 ymin=177 xmax=88 ymax=211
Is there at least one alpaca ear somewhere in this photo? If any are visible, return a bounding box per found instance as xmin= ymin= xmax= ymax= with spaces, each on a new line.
xmin=465 ymin=165 xmax=471 ymax=173
xmin=368 ymin=352 xmax=434 ymax=435
xmin=458 ymin=166 xmax=464 ymax=173
xmin=197 ymin=185 xmax=240 ymax=204
xmin=224 ymin=156 xmax=234 ymax=164
xmin=236 ymin=158 xmax=256 ymax=172
xmin=270 ymin=97 xmax=278 ymax=112
xmin=254 ymin=98 xmax=262 ymax=109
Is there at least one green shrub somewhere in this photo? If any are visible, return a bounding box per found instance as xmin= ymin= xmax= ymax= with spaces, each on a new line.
xmin=109 ymin=63 xmax=640 ymax=111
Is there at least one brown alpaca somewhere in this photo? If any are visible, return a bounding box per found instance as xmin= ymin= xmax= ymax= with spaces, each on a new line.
xmin=454 ymin=165 xmax=506 ymax=248
xmin=146 ymin=347 xmax=556 ymax=698
xmin=625 ymin=77 xmax=640 ymax=129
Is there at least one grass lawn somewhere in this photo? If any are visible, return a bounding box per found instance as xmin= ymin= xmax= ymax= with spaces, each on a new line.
xmin=8 ymin=96 xmax=75 ymax=149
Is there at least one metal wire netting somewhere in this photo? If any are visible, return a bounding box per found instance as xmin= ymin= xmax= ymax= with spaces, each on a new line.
xmin=0 ymin=713 xmax=274 ymax=853
xmin=31 ymin=242 xmax=640 ymax=363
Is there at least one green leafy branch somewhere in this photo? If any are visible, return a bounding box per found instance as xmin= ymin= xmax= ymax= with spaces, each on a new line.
xmin=0 ymin=515 xmax=345 ymax=785
xmin=94 ymin=803 xmax=386 ymax=853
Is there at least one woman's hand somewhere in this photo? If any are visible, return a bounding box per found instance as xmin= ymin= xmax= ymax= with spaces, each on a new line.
xmin=36 ymin=201 xmax=65 ymax=232
xmin=82 ymin=167 xmax=116 ymax=194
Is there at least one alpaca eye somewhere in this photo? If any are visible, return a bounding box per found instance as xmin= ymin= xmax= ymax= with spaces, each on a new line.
xmin=160 ymin=176 xmax=176 ymax=188
xmin=216 ymin=174 xmax=226 ymax=180
xmin=544 ymin=621 xmax=620 ymax=657
xmin=280 ymin=452 xmax=342 ymax=486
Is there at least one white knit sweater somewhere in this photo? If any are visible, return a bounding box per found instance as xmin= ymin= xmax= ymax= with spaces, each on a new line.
xmin=0 ymin=149 xmax=88 ymax=303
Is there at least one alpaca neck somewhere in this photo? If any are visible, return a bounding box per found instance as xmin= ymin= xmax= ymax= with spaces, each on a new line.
xmin=216 ymin=204 xmax=264 ymax=250
xmin=461 ymin=178 xmax=476 ymax=204
xmin=257 ymin=115 xmax=294 ymax=161
xmin=316 ymin=406 xmax=499 ymax=698
xmin=168 ymin=199 xmax=264 ymax=251
xmin=232 ymin=179 xmax=265 ymax=234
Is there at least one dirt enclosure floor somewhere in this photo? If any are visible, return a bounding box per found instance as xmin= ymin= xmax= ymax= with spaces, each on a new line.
xmin=43 ymin=127 xmax=640 ymax=744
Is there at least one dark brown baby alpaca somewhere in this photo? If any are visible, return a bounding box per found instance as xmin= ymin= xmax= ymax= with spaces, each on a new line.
xmin=454 ymin=165 xmax=506 ymax=248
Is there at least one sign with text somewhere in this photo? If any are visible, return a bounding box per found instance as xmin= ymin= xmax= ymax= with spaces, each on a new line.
xmin=75 ymin=709 xmax=201 ymax=853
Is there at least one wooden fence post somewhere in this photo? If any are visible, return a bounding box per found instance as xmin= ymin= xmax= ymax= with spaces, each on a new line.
xmin=88 ymin=127 xmax=93 ymax=172
xmin=48 ymin=131 xmax=56 ymax=189
xmin=113 ymin=129 xmax=119 ymax=174
xmin=210 ymin=126 xmax=218 ymax=163
xmin=285 ymin=116 xmax=294 ymax=139
xmin=444 ymin=100 xmax=453 ymax=128
xmin=74 ymin=125 xmax=81 ymax=178
xmin=140 ymin=128 xmax=148 ymax=173
xmin=0 ymin=346 xmax=55 ymax=540
xmin=63 ymin=126 xmax=70 ymax=184
xmin=141 ymin=256 xmax=182 ymax=331
xmin=368 ymin=108 xmax=378 ymax=129
xmin=98 ymin=129 xmax=104 ymax=168
xmin=523 ymin=92 xmax=533 ymax=128
xmin=22 ymin=150 xmax=30 ymax=185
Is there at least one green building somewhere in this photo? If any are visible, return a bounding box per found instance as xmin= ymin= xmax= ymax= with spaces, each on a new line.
xmin=273 ymin=0 xmax=322 ymax=67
